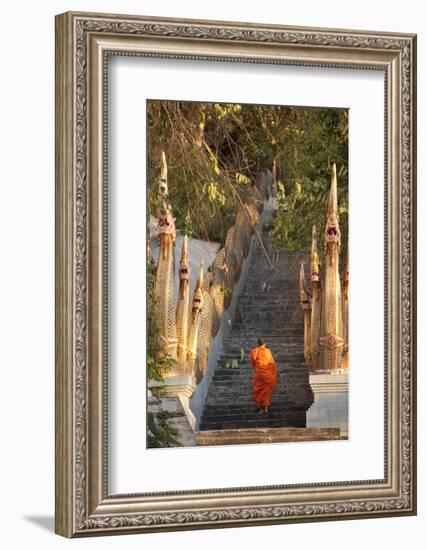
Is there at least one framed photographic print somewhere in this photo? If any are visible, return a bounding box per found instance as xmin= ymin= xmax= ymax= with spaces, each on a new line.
xmin=55 ymin=11 xmax=417 ymax=537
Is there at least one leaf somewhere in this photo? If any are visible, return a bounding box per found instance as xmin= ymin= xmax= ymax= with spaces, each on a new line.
xmin=277 ymin=181 xmax=286 ymax=199
xmin=235 ymin=172 xmax=251 ymax=185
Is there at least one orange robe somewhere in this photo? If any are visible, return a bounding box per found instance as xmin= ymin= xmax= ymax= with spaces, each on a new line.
xmin=250 ymin=345 xmax=277 ymax=407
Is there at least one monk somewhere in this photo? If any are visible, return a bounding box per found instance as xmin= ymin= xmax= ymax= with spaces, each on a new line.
xmin=250 ymin=337 xmax=277 ymax=414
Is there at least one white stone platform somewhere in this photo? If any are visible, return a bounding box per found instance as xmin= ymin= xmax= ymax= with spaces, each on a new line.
xmin=307 ymin=372 xmax=349 ymax=437
xmin=149 ymin=374 xmax=197 ymax=430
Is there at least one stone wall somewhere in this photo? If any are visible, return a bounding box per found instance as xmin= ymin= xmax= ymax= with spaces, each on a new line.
xmin=147 ymin=390 xmax=196 ymax=448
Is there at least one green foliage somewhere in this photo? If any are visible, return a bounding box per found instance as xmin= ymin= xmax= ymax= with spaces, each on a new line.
xmin=147 ymin=101 xmax=277 ymax=243
xmin=204 ymin=181 xmax=226 ymax=206
xmin=147 ymin=410 xmax=181 ymax=448
xmin=269 ymin=108 xmax=348 ymax=260
xmin=147 ymin=101 xmax=348 ymax=257
xmin=235 ymin=172 xmax=251 ymax=185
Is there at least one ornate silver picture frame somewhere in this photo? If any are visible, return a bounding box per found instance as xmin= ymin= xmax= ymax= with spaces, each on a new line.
xmin=55 ymin=11 xmax=417 ymax=537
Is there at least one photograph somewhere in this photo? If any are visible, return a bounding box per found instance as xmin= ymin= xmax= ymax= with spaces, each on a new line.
xmin=146 ymin=100 xmax=349 ymax=448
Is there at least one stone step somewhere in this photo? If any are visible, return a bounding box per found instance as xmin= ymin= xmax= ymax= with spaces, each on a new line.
xmin=199 ymin=229 xmax=313 ymax=432
xmin=206 ymin=390 xmax=309 ymax=397
xmin=199 ymin=416 xmax=307 ymax=431
xmin=207 ymin=383 xmax=308 ymax=392
xmin=211 ymin=375 xmax=306 ymax=382
xmin=212 ymin=378 xmax=306 ymax=383
xmin=212 ymin=367 xmax=306 ymax=375
xmin=213 ymin=369 xmax=306 ymax=375
xmin=213 ymin=368 xmax=305 ymax=374
xmin=222 ymin=330 xmax=303 ymax=335
xmin=202 ymin=405 xmax=310 ymax=417
xmin=205 ymin=394 xmax=312 ymax=402
xmin=204 ymin=389 xmax=304 ymax=401
xmin=203 ymin=408 xmax=308 ymax=426
xmin=213 ymin=364 xmax=306 ymax=370
xmin=203 ymin=405 xmax=308 ymax=414
xmin=222 ymin=342 xmax=303 ymax=347
xmin=209 ymin=376 xmax=309 ymax=383
xmin=218 ymin=356 xmax=304 ymax=363
xmin=212 ymin=372 xmax=306 ymax=378
xmin=205 ymin=390 xmax=311 ymax=399
xmin=206 ymin=392 xmax=310 ymax=400
xmin=196 ymin=427 xmax=342 ymax=446
xmin=203 ymin=398 xmax=310 ymax=406
xmin=206 ymin=383 xmax=309 ymax=390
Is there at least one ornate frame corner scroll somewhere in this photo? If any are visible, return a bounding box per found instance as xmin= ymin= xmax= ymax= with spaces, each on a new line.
xmin=55 ymin=11 xmax=417 ymax=537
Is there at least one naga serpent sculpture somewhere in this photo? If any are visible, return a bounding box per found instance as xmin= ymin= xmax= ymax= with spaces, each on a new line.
xmin=153 ymin=153 xmax=272 ymax=382
xmin=299 ymin=164 xmax=348 ymax=373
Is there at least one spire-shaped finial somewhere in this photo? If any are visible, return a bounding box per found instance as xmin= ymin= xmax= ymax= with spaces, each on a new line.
xmin=190 ymin=260 xmax=204 ymax=322
xmin=328 ymin=163 xmax=338 ymax=216
xmin=311 ymin=225 xmax=320 ymax=283
xmin=312 ymin=224 xmax=317 ymax=251
xmin=159 ymin=151 xmax=168 ymax=196
xmin=324 ymin=163 xmax=341 ymax=255
xmin=157 ymin=151 xmax=176 ymax=243
xmin=178 ymin=235 xmax=190 ymax=284
xmin=299 ymin=262 xmax=310 ymax=309
xmin=299 ymin=262 xmax=305 ymax=289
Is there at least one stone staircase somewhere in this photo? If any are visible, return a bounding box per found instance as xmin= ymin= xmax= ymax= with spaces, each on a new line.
xmin=199 ymin=225 xmax=314 ymax=432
